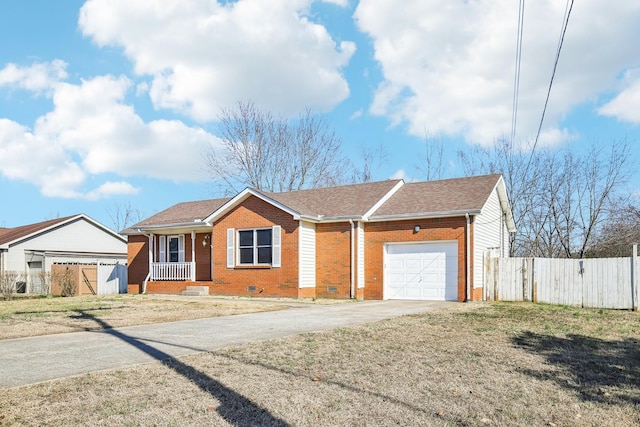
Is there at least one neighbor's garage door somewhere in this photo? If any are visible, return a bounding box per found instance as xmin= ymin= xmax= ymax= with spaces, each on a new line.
xmin=385 ymin=242 xmax=458 ymax=301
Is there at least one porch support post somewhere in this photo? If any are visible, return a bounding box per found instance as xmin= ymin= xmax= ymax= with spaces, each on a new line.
xmin=148 ymin=233 xmax=154 ymax=280
xmin=190 ymin=231 xmax=196 ymax=281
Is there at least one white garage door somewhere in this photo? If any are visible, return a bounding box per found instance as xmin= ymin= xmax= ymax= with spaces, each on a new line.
xmin=385 ymin=242 xmax=459 ymax=301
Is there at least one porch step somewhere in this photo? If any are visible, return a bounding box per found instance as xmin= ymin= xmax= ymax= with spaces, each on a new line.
xmin=181 ymin=286 xmax=210 ymax=297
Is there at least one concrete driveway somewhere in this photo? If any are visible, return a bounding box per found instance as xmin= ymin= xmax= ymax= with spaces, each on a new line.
xmin=0 ymin=300 xmax=452 ymax=389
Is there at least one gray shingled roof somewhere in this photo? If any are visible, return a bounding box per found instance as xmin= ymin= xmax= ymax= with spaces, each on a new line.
xmin=0 ymin=215 xmax=78 ymax=246
xmin=0 ymin=214 xmax=126 ymax=247
xmin=261 ymin=179 xmax=402 ymax=218
xmin=370 ymin=174 xmax=502 ymax=218
xmin=124 ymin=198 xmax=230 ymax=233
xmin=127 ymin=174 xmax=506 ymax=231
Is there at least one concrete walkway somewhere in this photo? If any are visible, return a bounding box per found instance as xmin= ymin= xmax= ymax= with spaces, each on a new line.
xmin=0 ymin=300 xmax=452 ymax=388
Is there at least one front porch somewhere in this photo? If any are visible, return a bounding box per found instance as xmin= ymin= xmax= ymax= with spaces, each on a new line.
xmin=145 ymin=230 xmax=212 ymax=282
xmin=151 ymin=261 xmax=194 ymax=281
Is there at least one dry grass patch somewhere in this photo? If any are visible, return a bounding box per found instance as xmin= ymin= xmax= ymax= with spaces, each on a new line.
xmin=0 ymin=294 xmax=289 ymax=340
xmin=1 ymin=302 xmax=638 ymax=426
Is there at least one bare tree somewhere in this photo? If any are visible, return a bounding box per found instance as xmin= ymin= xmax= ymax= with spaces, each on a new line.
xmin=52 ymin=268 xmax=76 ymax=297
xmin=350 ymin=144 xmax=388 ymax=183
xmin=37 ymin=271 xmax=52 ymax=295
xmin=458 ymin=137 xmax=539 ymax=256
xmin=206 ymin=101 xmax=348 ymax=193
xmin=589 ymin=198 xmax=640 ymax=257
xmin=458 ymin=138 xmax=633 ymax=258
xmin=107 ymin=202 xmax=145 ymax=232
xmin=416 ymin=132 xmax=446 ymax=181
xmin=0 ymin=271 xmax=20 ymax=301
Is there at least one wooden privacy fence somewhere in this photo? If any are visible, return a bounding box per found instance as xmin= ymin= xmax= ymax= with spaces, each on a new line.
xmin=484 ymin=247 xmax=639 ymax=310
xmin=51 ymin=263 xmax=128 ymax=296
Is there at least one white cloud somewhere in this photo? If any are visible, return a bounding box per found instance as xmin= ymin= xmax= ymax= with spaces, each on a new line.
xmin=78 ymin=0 xmax=355 ymax=121
xmin=355 ymin=0 xmax=640 ymax=146
xmin=322 ymin=0 xmax=349 ymax=6
xmin=0 ymin=60 xmax=68 ymax=94
xmin=85 ymin=181 xmax=139 ymax=201
xmin=0 ymin=72 xmax=223 ymax=199
xmin=389 ymin=169 xmax=408 ymax=181
xmin=597 ymin=69 xmax=640 ymax=123
xmin=350 ymin=108 xmax=363 ymax=120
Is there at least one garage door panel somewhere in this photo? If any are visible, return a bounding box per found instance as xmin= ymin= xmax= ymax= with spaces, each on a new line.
xmin=389 ymin=259 xmax=405 ymax=270
xmin=405 ymin=287 xmax=423 ymax=298
xmin=386 ymin=286 xmax=405 ymax=299
xmin=385 ymin=242 xmax=458 ymax=301
xmin=388 ymin=272 xmax=405 ymax=282
xmin=405 ymin=259 xmax=422 ymax=270
xmin=422 ymin=272 xmax=440 ymax=283
xmin=406 ymin=273 xmax=422 ymax=285
xmin=421 ymin=288 xmax=441 ymax=299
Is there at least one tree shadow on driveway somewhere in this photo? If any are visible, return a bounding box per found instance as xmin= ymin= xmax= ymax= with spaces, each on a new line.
xmin=75 ymin=309 xmax=289 ymax=427
xmin=512 ymin=331 xmax=640 ymax=405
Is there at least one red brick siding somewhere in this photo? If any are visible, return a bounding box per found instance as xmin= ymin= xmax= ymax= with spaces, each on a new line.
xmin=316 ymin=222 xmax=352 ymax=298
xmin=146 ymin=281 xmax=211 ymax=294
xmin=210 ymin=195 xmax=300 ymax=298
xmin=298 ymin=287 xmax=316 ymax=299
xmin=363 ymin=217 xmax=470 ymax=301
xmin=127 ymin=234 xmax=148 ymax=287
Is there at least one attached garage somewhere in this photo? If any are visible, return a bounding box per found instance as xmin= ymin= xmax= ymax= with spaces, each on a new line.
xmin=385 ymin=241 xmax=458 ymax=301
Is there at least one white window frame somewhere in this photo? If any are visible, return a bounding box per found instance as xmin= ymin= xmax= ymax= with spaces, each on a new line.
xmin=160 ymin=235 xmax=184 ymax=263
xmin=237 ymin=228 xmax=273 ymax=266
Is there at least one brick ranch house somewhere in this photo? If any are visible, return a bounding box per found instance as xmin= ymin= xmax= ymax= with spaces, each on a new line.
xmin=124 ymin=174 xmax=515 ymax=301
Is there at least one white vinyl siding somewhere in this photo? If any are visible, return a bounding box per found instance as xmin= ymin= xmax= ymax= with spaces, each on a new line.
xmin=357 ymin=221 xmax=365 ymax=289
xmin=298 ymin=221 xmax=316 ymax=288
xmin=474 ymin=187 xmax=505 ymax=289
xmin=503 ymin=214 xmax=510 ymax=257
xmin=2 ymin=217 xmax=126 ymax=273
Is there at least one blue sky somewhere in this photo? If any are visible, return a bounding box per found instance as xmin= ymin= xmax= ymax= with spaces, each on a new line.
xmin=1 ymin=0 xmax=639 ymax=231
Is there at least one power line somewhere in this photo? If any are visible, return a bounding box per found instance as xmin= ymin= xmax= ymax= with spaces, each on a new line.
xmin=535 ymin=0 xmax=574 ymax=146
xmin=524 ymin=0 xmax=575 ymax=173
xmin=510 ymin=0 xmax=526 ymax=146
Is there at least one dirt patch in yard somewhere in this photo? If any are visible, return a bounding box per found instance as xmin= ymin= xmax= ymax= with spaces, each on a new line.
xmin=0 ymin=294 xmax=295 ymax=340
xmin=1 ymin=302 xmax=638 ymax=426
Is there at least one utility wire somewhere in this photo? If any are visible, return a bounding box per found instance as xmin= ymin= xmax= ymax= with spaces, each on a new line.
xmin=524 ymin=0 xmax=574 ymax=174
xmin=510 ymin=0 xmax=526 ymax=146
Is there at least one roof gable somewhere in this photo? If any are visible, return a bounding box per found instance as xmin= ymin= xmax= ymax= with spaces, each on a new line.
xmin=203 ymin=188 xmax=301 ymax=224
xmin=263 ymin=180 xmax=403 ymax=219
xmin=201 ymin=180 xmax=404 ymax=224
xmin=0 ymin=216 xmax=74 ymax=247
xmin=0 ymin=214 xmax=125 ymax=248
xmin=370 ymin=174 xmax=504 ymax=218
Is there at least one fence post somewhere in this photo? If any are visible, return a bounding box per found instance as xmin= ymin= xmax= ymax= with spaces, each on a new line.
xmin=532 ymin=258 xmax=537 ymax=303
xmin=633 ymin=244 xmax=638 ymax=311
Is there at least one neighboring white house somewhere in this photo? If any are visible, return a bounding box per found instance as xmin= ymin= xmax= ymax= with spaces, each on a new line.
xmin=0 ymin=214 xmax=127 ymax=294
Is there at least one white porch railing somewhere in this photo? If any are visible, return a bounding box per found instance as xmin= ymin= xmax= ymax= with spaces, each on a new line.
xmin=151 ymin=262 xmax=194 ymax=281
